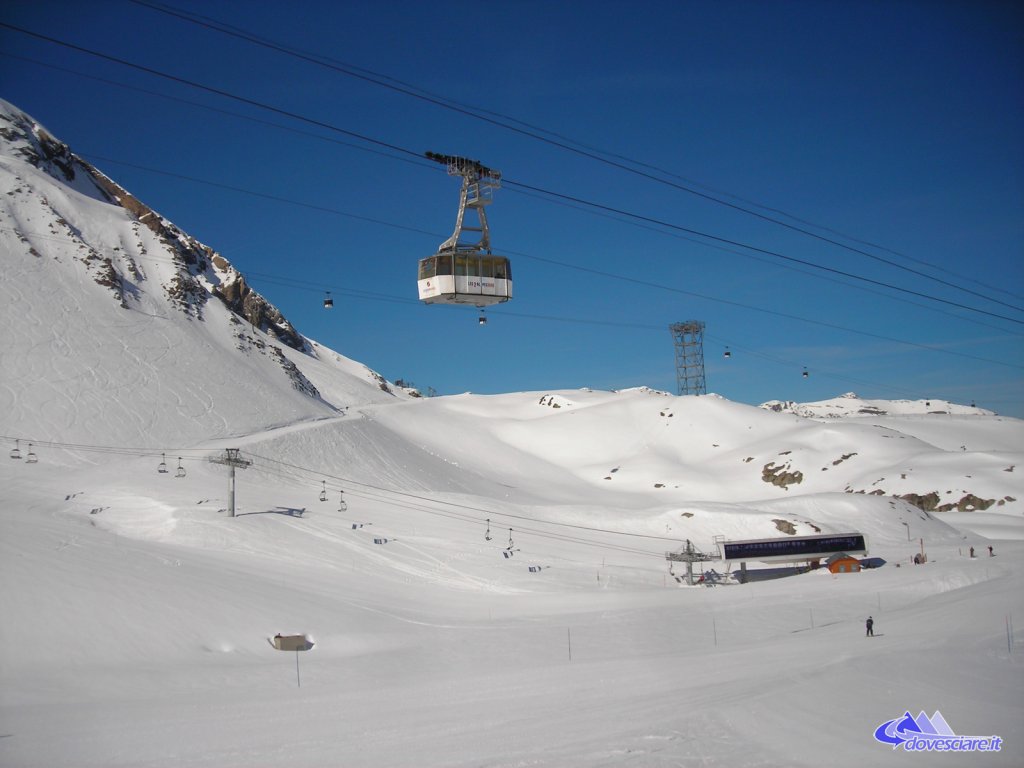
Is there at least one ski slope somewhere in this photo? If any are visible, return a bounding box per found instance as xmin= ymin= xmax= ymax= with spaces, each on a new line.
xmin=1 ymin=427 xmax=1022 ymax=768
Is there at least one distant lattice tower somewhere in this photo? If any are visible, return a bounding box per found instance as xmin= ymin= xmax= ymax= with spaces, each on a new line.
xmin=669 ymin=321 xmax=707 ymax=396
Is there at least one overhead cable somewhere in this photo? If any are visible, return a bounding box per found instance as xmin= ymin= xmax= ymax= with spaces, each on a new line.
xmin=1 ymin=20 xmax=1021 ymax=327
xmin=126 ymin=0 xmax=1024 ymax=312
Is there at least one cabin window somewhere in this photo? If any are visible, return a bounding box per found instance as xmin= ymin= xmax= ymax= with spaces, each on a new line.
xmin=421 ymin=255 xmax=454 ymax=279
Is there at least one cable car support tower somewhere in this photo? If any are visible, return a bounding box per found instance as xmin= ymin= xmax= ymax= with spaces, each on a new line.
xmin=669 ymin=321 xmax=707 ymax=396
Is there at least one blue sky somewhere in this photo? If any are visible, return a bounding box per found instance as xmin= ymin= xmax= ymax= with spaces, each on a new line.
xmin=2 ymin=0 xmax=1022 ymax=414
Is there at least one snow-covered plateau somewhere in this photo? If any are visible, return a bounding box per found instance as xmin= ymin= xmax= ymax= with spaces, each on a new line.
xmin=1 ymin=98 xmax=1022 ymax=767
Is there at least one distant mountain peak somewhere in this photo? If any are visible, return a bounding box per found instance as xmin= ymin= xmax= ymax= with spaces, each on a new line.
xmin=1 ymin=98 xmax=402 ymax=447
xmin=760 ymin=394 xmax=992 ymax=418
xmin=0 ymin=100 xmax=89 ymax=189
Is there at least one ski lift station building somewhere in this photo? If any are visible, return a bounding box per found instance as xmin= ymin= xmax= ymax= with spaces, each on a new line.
xmin=718 ymin=532 xmax=867 ymax=581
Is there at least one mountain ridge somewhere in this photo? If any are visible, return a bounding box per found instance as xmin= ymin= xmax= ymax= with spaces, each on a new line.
xmin=761 ymin=391 xmax=994 ymax=418
xmin=0 ymin=98 xmax=405 ymax=450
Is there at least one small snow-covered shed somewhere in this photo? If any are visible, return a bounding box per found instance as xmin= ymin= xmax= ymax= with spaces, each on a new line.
xmin=825 ymin=553 xmax=861 ymax=574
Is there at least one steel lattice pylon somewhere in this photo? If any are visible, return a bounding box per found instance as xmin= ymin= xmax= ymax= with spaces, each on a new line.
xmin=426 ymin=151 xmax=501 ymax=256
xmin=669 ymin=321 xmax=706 ymax=396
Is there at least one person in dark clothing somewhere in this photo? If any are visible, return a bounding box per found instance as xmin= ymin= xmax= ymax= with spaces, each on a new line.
xmin=866 ymin=616 xmax=874 ymax=637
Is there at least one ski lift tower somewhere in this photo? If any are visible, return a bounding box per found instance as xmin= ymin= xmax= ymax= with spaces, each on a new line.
xmin=669 ymin=321 xmax=707 ymax=396
xmin=209 ymin=448 xmax=252 ymax=518
xmin=666 ymin=539 xmax=719 ymax=585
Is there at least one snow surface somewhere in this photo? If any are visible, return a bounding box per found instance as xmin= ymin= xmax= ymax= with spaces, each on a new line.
xmin=761 ymin=391 xmax=996 ymax=419
xmin=1 ymin=99 xmax=1023 ymax=767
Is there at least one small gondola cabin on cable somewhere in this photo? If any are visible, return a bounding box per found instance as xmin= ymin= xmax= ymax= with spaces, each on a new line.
xmin=417 ymin=151 xmax=512 ymax=307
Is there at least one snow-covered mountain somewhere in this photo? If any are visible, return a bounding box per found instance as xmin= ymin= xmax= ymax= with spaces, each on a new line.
xmin=761 ymin=391 xmax=993 ymax=418
xmin=1 ymin=99 xmax=1022 ymax=768
xmin=0 ymin=98 xmax=407 ymax=450
xmin=1 ymin=97 xmax=1019 ymax=520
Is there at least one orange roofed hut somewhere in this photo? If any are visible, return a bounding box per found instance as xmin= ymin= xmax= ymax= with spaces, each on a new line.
xmin=825 ymin=553 xmax=862 ymax=574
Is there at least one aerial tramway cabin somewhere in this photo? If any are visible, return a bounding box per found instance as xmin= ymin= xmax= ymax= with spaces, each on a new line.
xmin=417 ymin=253 xmax=512 ymax=306
xmin=417 ymin=151 xmax=512 ymax=308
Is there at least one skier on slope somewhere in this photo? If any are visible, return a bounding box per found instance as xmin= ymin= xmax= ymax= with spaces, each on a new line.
xmin=866 ymin=616 xmax=874 ymax=637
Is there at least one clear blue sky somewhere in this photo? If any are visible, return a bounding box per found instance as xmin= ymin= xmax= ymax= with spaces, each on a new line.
xmin=2 ymin=0 xmax=1022 ymax=414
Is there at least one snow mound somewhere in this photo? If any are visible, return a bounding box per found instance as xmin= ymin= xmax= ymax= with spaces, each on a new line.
xmin=761 ymin=392 xmax=994 ymax=418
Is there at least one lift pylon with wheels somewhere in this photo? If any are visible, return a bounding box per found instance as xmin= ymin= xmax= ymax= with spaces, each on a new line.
xmin=417 ymin=152 xmax=513 ymax=308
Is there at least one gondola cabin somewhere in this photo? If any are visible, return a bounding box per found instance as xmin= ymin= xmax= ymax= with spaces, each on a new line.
xmin=417 ymin=253 xmax=512 ymax=306
xmin=419 ymin=152 xmax=513 ymax=308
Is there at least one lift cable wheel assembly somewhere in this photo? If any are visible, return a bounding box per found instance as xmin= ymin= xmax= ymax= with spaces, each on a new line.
xmin=417 ymin=151 xmax=513 ymax=314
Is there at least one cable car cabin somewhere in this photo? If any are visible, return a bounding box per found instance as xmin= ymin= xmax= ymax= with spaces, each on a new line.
xmin=417 ymin=252 xmax=512 ymax=306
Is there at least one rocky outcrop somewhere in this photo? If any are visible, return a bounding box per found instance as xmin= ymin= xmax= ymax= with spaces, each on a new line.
xmin=762 ymin=461 xmax=804 ymax=489
xmin=2 ymin=102 xmax=308 ymax=353
xmin=213 ymin=260 xmax=306 ymax=351
xmin=897 ymin=492 xmax=941 ymax=511
xmin=2 ymin=115 xmax=89 ymax=192
xmin=772 ymin=519 xmax=797 ymax=534
xmin=898 ymin=491 xmax=1000 ymax=512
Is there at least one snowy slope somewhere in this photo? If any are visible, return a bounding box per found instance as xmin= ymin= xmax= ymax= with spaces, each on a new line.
xmin=1 ymin=99 xmax=1022 ymax=768
xmin=761 ymin=391 xmax=995 ymax=418
xmin=364 ymin=388 xmax=1024 ymax=522
xmin=1 ymin=445 xmax=1021 ymax=768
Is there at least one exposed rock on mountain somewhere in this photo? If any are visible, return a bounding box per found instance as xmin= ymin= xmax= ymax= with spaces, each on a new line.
xmin=1 ymin=100 xmax=305 ymax=351
xmin=1 ymin=98 xmax=404 ymax=448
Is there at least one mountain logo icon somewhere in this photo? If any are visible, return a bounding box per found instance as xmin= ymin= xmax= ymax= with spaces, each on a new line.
xmin=873 ymin=710 xmax=1002 ymax=753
